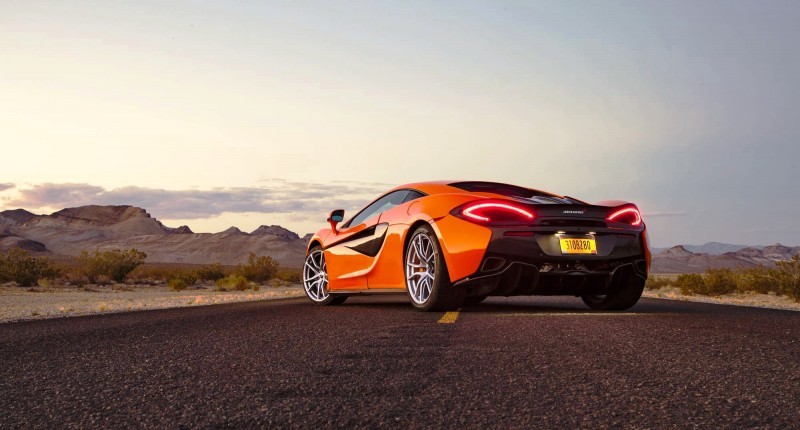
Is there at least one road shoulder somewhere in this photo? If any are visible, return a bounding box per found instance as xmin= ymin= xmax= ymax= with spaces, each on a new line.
xmin=643 ymin=287 xmax=800 ymax=312
xmin=0 ymin=283 xmax=305 ymax=323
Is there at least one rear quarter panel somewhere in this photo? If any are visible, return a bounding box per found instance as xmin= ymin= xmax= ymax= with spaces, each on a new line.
xmin=407 ymin=193 xmax=494 ymax=283
xmin=367 ymin=192 xmax=495 ymax=287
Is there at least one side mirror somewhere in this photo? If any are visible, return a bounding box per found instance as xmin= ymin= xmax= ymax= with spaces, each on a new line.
xmin=327 ymin=209 xmax=345 ymax=235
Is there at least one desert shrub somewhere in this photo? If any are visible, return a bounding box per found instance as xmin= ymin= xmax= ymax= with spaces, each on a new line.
xmin=215 ymin=274 xmax=251 ymax=291
xmin=736 ymin=267 xmax=775 ymax=294
xmin=675 ymin=273 xmax=706 ymax=295
xmin=77 ymin=249 xmax=147 ymax=283
xmin=168 ymin=278 xmax=189 ymax=291
xmin=237 ymin=253 xmax=279 ymax=284
xmin=93 ymin=275 xmax=113 ymax=286
xmin=277 ymin=269 xmax=302 ymax=284
xmin=674 ymin=269 xmax=738 ymax=296
xmin=269 ymin=278 xmax=289 ymax=288
xmin=127 ymin=265 xmax=170 ymax=285
xmin=0 ymin=248 xmax=61 ymax=287
xmin=702 ymin=268 xmax=738 ymax=296
xmin=774 ymin=256 xmax=800 ymax=301
xmin=168 ymin=270 xmax=198 ymax=286
xmin=195 ymin=263 xmax=226 ymax=281
xmin=645 ymin=275 xmax=672 ymax=290
xmin=63 ymin=268 xmax=89 ymax=287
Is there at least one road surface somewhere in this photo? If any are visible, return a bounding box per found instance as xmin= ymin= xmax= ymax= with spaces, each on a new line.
xmin=1 ymin=295 xmax=799 ymax=428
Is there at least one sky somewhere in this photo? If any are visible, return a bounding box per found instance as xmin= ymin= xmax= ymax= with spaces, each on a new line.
xmin=1 ymin=0 xmax=799 ymax=246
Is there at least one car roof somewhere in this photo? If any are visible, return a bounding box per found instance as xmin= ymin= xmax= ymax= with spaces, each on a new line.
xmin=391 ymin=180 xmax=461 ymax=195
xmin=391 ymin=180 xmax=562 ymax=198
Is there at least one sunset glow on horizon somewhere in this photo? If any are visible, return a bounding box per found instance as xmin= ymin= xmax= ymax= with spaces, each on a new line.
xmin=2 ymin=1 xmax=799 ymax=245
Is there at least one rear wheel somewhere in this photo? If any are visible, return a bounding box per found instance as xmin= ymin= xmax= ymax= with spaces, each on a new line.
xmin=581 ymin=275 xmax=645 ymax=311
xmin=303 ymin=247 xmax=347 ymax=306
xmin=405 ymin=225 xmax=464 ymax=311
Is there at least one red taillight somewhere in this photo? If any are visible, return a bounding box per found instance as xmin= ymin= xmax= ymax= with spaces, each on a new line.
xmin=455 ymin=201 xmax=535 ymax=226
xmin=607 ymin=207 xmax=642 ymax=226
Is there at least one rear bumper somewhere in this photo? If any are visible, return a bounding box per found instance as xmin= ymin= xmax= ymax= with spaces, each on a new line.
xmin=453 ymin=227 xmax=648 ymax=297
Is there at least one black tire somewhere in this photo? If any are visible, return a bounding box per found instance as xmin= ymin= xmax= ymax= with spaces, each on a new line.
xmin=463 ymin=295 xmax=488 ymax=305
xmin=303 ymin=246 xmax=348 ymax=306
xmin=581 ymin=275 xmax=645 ymax=311
xmin=405 ymin=225 xmax=465 ymax=312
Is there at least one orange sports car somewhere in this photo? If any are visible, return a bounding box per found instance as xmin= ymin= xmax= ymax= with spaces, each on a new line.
xmin=303 ymin=181 xmax=651 ymax=311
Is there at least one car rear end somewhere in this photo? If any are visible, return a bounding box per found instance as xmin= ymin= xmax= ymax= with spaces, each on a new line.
xmin=449 ymin=198 xmax=650 ymax=299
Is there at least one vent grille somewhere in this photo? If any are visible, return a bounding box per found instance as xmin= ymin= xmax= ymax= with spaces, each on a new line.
xmin=540 ymin=219 xmax=607 ymax=228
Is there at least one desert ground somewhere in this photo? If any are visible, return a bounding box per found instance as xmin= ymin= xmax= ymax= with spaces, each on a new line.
xmin=0 ymin=283 xmax=304 ymax=323
xmin=642 ymin=287 xmax=800 ymax=312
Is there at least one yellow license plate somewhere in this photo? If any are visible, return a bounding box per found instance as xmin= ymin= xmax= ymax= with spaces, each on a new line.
xmin=559 ymin=237 xmax=597 ymax=255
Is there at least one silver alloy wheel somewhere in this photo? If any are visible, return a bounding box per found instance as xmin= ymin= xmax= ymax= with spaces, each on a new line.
xmin=303 ymin=250 xmax=329 ymax=302
xmin=406 ymin=233 xmax=436 ymax=304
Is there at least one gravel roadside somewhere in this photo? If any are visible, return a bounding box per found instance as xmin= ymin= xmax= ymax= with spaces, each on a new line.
xmin=643 ymin=287 xmax=800 ymax=312
xmin=4 ymin=283 xmax=798 ymax=324
xmin=0 ymin=283 xmax=305 ymax=323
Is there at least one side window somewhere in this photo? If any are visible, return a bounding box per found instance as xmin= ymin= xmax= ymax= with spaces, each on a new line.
xmin=403 ymin=190 xmax=425 ymax=203
xmin=346 ymin=190 xmax=410 ymax=227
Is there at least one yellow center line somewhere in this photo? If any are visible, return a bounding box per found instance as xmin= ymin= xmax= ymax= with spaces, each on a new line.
xmin=438 ymin=309 xmax=461 ymax=324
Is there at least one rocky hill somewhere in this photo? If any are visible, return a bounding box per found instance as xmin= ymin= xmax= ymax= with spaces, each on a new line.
xmin=0 ymin=209 xmax=37 ymax=225
xmin=649 ymin=242 xmax=761 ymax=255
xmin=250 ymin=225 xmax=300 ymax=240
xmin=0 ymin=206 xmax=307 ymax=267
xmin=652 ymin=244 xmax=800 ymax=273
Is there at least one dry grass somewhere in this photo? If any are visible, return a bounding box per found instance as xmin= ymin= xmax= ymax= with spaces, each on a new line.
xmin=215 ymin=275 xmax=254 ymax=292
xmin=645 ymin=275 xmax=673 ymax=290
xmin=1 ymin=249 xmax=303 ymax=290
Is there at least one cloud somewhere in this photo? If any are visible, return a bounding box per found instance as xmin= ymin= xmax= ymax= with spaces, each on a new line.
xmin=644 ymin=211 xmax=687 ymax=218
xmin=9 ymin=183 xmax=104 ymax=207
xmin=5 ymin=182 xmax=695 ymax=225
xmin=741 ymin=225 xmax=800 ymax=234
xmin=0 ymin=183 xmax=15 ymax=192
xmin=6 ymin=181 xmax=387 ymax=220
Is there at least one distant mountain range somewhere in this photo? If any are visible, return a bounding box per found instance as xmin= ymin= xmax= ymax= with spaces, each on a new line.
xmin=651 ymin=243 xmax=799 ymax=274
xmin=1 ymin=205 xmax=797 ymax=273
xmin=0 ymin=206 xmax=309 ymax=267
xmin=649 ymin=242 xmax=762 ymax=255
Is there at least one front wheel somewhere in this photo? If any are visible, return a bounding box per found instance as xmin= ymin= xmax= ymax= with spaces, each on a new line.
xmin=404 ymin=226 xmax=464 ymax=311
xmin=303 ymin=247 xmax=347 ymax=306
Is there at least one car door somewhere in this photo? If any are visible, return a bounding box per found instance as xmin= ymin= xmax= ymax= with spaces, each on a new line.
xmin=325 ymin=190 xmax=409 ymax=291
xmin=367 ymin=190 xmax=427 ymax=289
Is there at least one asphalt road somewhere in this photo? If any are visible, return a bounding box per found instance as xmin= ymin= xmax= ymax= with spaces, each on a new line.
xmin=1 ymin=295 xmax=799 ymax=429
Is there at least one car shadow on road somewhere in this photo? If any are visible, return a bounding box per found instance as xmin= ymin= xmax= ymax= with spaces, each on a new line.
xmin=340 ymin=295 xmax=683 ymax=315
xmin=459 ymin=297 xmax=683 ymax=315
